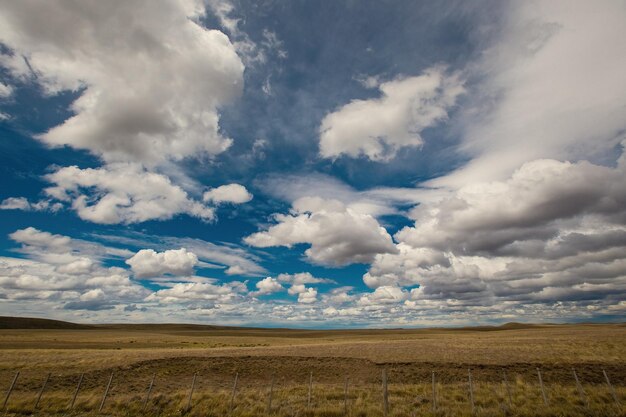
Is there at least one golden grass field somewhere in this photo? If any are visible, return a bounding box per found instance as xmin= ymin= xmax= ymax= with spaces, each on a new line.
xmin=0 ymin=319 xmax=624 ymax=416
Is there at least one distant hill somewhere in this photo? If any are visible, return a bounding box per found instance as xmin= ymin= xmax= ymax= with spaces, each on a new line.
xmin=0 ymin=316 xmax=616 ymax=332
xmin=0 ymin=316 xmax=94 ymax=329
xmin=452 ymin=322 xmax=545 ymax=331
xmin=0 ymin=316 xmax=244 ymax=331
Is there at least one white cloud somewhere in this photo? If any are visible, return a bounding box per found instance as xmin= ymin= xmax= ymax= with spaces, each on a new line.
xmin=95 ymin=232 xmax=267 ymax=276
xmin=126 ymin=248 xmax=198 ymax=279
xmin=346 ymin=0 xmax=626 ymax=321
xmin=358 ymin=286 xmax=408 ymax=305
xmin=361 ymin=147 xmax=626 ymax=314
xmin=0 ymin=82 xmax=12 ymax=98
xmin=203 ymin=184 xmax=253 ymax=204
xmin=270 ymin=272 xmax=330 ymax=303
xmin=321 ymin=287 xmax=356 ymax=305
xmin=354 ymin=74 xmax=380 ymax=89
xmin=276 ymin=272 xmax=334 ymax=286
xmin=257 ymin=173 xmax=431 ymax=218
xmin=0 ymin=0 xmax=243 ymax=166
xmin=287 ymin=284 xmax=306 ymax=296
xmin=2 ymin=223 xmax=624 ymax=324
xmin=319 ymin=67 xmax=464 ymax=161
xmin=10 ymin=227 xmax=70 ymax=249
xmin=1 ymin=227 xmax=148 ymax=311
xmin=244 ymin=196 xmax=397 ymax=266
xmin=253 ymin=277 xmax=283 ymax=295
xmin=297 ymin=287 xmax=317 ymax=304
xmin=147 ymin=280 xmax=245 ymax=304
xmin=10 ymin=227 xmax=133 ymax=262
xmin=0 ymin=197 xmax=63 ymax=212
xmin=398 ymin=156 xmax=626 ymax=255
xmin=44 ymin=164 xmax=214 ymax=224
xmin=428 ymin=1 xmax=626 ymax=189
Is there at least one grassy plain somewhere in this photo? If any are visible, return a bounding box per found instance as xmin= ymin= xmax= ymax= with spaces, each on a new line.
xmin=0 ymin=320 xmax=624 ymax=416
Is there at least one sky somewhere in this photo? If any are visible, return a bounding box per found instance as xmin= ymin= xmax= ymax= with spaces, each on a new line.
xmin=0 ymin=0 xmax=625 ymax=328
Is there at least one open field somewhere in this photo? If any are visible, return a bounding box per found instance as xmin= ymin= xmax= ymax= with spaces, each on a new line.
xmin=0 ymin=318 xmax=624 ymax=416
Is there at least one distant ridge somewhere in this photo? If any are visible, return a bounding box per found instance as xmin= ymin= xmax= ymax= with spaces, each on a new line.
xmin=1 ymin=316 xmax=620 ymax=331
xmin=0 ymin=316 xmax=94 ymax=329
xmin=450 ymin=322 xmax=544 ymax=331
xmin=0 ymin=316 xmax=244 ymax=330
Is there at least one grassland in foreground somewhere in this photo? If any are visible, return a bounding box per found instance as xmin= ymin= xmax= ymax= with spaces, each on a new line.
xmin=0 ymin=318 xmax=624 ymax=416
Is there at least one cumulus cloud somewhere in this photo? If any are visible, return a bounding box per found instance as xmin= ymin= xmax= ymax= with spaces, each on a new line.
xmin=64 ymin=289 xmax=114 ymax=311
xmin=203 ymin=184 xmax=253 ymax=204
xmin=0 ymin=0 xmax=243 ymax=166
xmin=297 ymin=287 xmax=317 ymax=304
xmin=321 ymin=287 xmax=357 ymax=306
xmin=126 ymin=248 xmax=198 ymax=279
xmin=319 ymin=67 xmax=464 ymax=161
xmin=358 ymin=286 xmax=410 ymax=306
xmin=253 ymin=277 xmax=283 ymax=296
xmin=245 ymin=197 xmax=397 ymax=266
xmin=398 ymin=156 xmax=626 ymax=256
xmin=255 ymin=272 xmax=331 ymax=304
xmin=96 ymin=232 xmax=267 ymax=277
xmin=43 ymin=164 xmax=214 ymax=224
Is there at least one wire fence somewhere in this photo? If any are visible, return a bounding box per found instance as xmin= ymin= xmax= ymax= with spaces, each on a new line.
xmin=1 ymin=365 xmax=624 ymax=416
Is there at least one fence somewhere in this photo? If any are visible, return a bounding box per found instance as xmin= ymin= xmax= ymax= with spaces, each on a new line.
xmin=1 ymin=366 xmax=624 ymax=416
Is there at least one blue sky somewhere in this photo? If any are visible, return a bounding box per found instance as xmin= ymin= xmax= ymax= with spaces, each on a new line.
xmin=0 ymin=0 xmax=625 ymax=327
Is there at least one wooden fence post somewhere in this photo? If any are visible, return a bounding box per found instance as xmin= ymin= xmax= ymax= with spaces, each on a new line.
xmin=267 ymin=374 xmax=275 ymax=414
xmin=186 ymin=373 xmax=197 ymax=411
xmin=344 ymin=376 xmax=349 ymax=415
xmin=307 ymin=371 xmax=313 ymax=408
xmin=34 ymin=372 xmax=51 ymax=409
xmin=431 ymin=371 xmax=437 ymax=412
xmin=229 ymin=372 xmax=239 ymax=414
xmin=572 ymin=368 xmax=587 ymax=408
xmin=69 ymin=373 xmax=84 ymax=410
xmin=603 ymin=369 xmax=620 ymax=407
xmin=382 ymin=369 xmax=388 ymax=417
xmin=2 ymin=371 xmax=19 ymax=411
xmin=143 ymin=373 xmax=156 ymax=410
xmin=502 ymin=370 xmax=512 ymax=409
xmin=99 ymin=371 xmax=114 ymax=412
xmin=537 ymin=368 xmax=548 ymax=406
xmin=468 ymin=368 xmax=475 ymax=413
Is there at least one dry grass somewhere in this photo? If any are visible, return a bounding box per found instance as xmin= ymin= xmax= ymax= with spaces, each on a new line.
xmin=2 ymin=381 xmax=625 ymax=416
xmin=0 ymin=323 xmax=624 ymax=416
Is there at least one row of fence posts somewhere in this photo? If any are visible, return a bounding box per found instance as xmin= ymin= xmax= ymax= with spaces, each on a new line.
xmin=1 ymin=367 xmax=622 ymax=414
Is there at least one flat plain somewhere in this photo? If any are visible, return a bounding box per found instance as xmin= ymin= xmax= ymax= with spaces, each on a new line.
xmin=0 ymin=318 xmax=624 ymax=416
